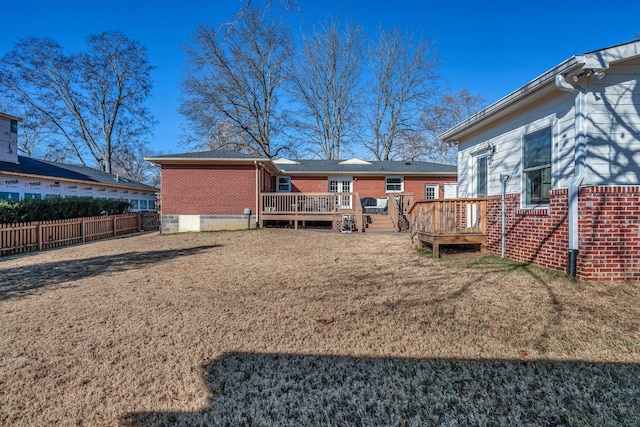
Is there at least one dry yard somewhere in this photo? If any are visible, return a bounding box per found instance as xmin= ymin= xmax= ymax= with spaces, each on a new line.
xmin=0 ymin=229 xmax=639 ymax=426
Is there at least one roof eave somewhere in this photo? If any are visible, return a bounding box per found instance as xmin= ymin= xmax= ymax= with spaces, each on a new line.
xmin=275 ymin=170 xmax=457 ymax=176
xmin=440 ymin=57 xmax=582 ymax=142
xmin=0 ymin=170 xmax=158 ymax=192
xmin=441 ymin=40 xmax=640 ymax=143
xmin=145 ymin=156 xmax=280 ymax=175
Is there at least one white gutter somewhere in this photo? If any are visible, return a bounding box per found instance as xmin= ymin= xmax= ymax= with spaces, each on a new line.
xmin=554 ymin=74 xmax=587 ymax=278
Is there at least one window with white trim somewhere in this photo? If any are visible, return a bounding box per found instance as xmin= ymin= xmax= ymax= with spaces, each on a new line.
xmin=424 ymin=184 xmax=439 ymax=199
xmin=385 ymin=176 xmax=404 ymax=193
xmin=523 ymin=127 xmax=552 ymax=205
xmin=475 ymin=155 xmax=488 ymax=198
xmin=276 ymin=176 xmax=291 ymax=192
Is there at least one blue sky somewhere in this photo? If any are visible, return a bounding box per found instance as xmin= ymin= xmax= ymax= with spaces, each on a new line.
xmin=2 ymin=0 xmax=638 ymax=156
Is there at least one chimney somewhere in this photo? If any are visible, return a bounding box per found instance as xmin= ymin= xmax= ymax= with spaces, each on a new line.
xmin=0 ymin=116 xmax=19 ymax=164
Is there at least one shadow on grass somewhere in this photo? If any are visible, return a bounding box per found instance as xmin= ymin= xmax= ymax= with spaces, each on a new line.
xmin=0 ymin=245 xmax=221 ymax=301
xmin=123 ymin=352 xmax=640 ymax=426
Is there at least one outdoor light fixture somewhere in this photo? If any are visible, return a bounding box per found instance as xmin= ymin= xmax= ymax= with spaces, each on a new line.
xmin=594 ymin=71 xmax=606 ymax=80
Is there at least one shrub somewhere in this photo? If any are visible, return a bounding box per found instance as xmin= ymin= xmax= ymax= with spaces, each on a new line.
xmin=0 ymin=197 xmax=132 ymax=223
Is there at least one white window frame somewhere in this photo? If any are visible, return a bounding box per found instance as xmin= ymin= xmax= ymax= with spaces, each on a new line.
xmin=522 ymin=126 xmax=552 ymax=207
xmin=276 ymin=176 xmax=291 ymax=192
xmin=385 ymin=176 xmax=404 ymax=193
xmin=474 ymin=154 xmax=489 ymax=198
xmin=424 ymin=184 xmax=439 ymax=200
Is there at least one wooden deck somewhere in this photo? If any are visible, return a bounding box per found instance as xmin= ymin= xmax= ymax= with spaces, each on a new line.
xmin=261 ymin=192 xmax=364 ymax=231
xmin=408 ymin=198 xmax=487 ymax=257
xmin=260 ymin=192 xmax=415 ymax=233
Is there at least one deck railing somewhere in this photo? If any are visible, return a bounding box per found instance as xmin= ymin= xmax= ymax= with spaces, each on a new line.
xmin=262 ymin=192 xmax=360 ymax=214
xmin=0 ymin=213 xmax=142 ymax=257
xmin=261 ymin=192 xmax=364 ymax=231
xmin=409 ymin=198 xmax=487 ymax=237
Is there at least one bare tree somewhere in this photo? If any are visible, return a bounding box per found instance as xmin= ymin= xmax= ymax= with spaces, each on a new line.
xmin=404 ymin=88 xmax=486 ymax=164
xmin=0 ymin=31 xmax=155 ymax=173
xmin=181 ymin=7 xmax=292 ymax=157
xmin=289 ymin=18 xmax=364 ymax=159
xmin=366 ymin=27 xmax=440 ymax=160
xmin=112 ymin=143 xmax=160 ymax=186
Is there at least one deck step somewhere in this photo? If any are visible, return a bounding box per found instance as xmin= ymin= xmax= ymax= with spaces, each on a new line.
xmin=364 ymin=214 xmax=395 ymax=232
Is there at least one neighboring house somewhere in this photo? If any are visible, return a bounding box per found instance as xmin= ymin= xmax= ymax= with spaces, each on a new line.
xmin=0 ymin=113 xmax=158 ymax=210
xmin=145 ymin=150 xmax=457 ymax=233
xmin=441 ymin=40 xmax=640 ymax=281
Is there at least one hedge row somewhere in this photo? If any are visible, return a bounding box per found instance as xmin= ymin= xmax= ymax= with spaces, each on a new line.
xmin=0 ymin=197 xmax=132 ymax=223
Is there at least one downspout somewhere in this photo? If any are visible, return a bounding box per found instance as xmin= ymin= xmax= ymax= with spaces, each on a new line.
xmin=254 ymin=161 xmax=260 ymax=228
xmin=554 ymin=74 xmax=586 ymax=278
xmin=500 ymin=174 xmax=510 ymax=258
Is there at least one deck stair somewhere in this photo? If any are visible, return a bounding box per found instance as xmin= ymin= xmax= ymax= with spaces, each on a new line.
xmin=364 ymin=214 xmax=395 ymax=232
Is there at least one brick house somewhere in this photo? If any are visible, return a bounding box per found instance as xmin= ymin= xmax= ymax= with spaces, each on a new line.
xmin=145 ymin=150 xmax=457 ymax=233
xmin=441 ymin=40 xmax=640 ymax=281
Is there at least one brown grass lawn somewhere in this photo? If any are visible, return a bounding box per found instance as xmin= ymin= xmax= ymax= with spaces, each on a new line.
xmin=0 ymin=229 xmax=639 ymax=426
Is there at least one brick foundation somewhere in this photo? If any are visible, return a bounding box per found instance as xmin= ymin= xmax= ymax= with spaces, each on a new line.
xmin=487 ymin=186 xmax=640 ymax=281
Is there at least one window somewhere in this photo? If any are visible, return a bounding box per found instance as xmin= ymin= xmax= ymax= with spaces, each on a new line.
xmin=523 ymin=127 xmax=552 ymax=205
xmin=276 ymin=176 xmax=291 ymax=192
xmin=131 ymin=199 xmax=139 ymax=209
xmin=140 ymin=200 xmax=148 ymax=210
xmin=24 ymin=193 xmax=42 ymax=200
xmin=424 ymin=184 xmax=439 ymax=199
xmin=0 ymin=192 xmax=19 ymax=201
xmin=476 ymin=156 xmax=488 ymax=197
xmin=385 ymin=176 xmax=404 ymax=193
xmin=149 ymin=200 xmax=156 ymax=210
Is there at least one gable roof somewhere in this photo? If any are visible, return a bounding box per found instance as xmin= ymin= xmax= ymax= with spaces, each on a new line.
xmin=276 ymin=159 xmax=456 ymax=175
xmin=146 ymin=150 xmax=456 ymax=176
xmin=0 ymin=156 xmax=158 ymax=191
xmin=441 ymin=39 xmax=640 ymax=142
xmin=145 ymin=150 xmax=457 ymax=175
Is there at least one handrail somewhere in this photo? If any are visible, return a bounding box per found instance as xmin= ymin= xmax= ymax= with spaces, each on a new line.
xmin=409 ymin=198 xmax=487 ymax=237
xmin=388 ymin=195 xmax=399 ymax=231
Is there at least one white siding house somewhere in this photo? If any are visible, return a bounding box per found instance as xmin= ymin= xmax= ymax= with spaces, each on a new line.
xmin=441 ymin=40 xmax=640 ymax=281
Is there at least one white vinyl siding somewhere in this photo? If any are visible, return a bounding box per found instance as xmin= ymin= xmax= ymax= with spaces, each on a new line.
xmin=457 ymin=92 xmax=572 ymax=199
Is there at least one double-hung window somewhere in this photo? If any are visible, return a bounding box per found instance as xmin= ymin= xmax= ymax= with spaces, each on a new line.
xmin=276 ymin=176 xmax=291 ymax=192
xmin=523 ymin=127 xmax=552 ymax=205
xmin=385 ymin=176 xmax=404 ymax=193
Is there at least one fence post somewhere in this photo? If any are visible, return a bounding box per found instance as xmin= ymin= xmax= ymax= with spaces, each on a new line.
xmin=113 ymin=216 xmax=117 ymax=237
xmin=37 ymin=223 xmax=43 ymax=251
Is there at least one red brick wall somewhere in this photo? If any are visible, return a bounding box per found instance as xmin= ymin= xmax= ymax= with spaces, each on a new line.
xmin=405 ymin=176 xmax=457 ymax=200
xmin=161 ymin=164 xmax=256 ymax=215
xmin=289 ymin=175 xmax=456 ymax=199
xmin=486 ymin=190 xmax=568 ymax=273
xmin=290 ymin=176 xmax=328 ymax=193
xmin=487 ymin=186 xmax=640 ymax=281
xmin=578 ymin=186 xmax=640 ymax=281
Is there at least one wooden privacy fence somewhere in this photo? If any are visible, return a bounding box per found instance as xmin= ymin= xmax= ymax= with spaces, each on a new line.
xmin=0 ymin=213 xmax=141 ymax=257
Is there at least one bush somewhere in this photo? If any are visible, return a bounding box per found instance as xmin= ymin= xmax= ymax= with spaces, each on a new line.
xmin=0 ymin=197 xmax=132 ymax=223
